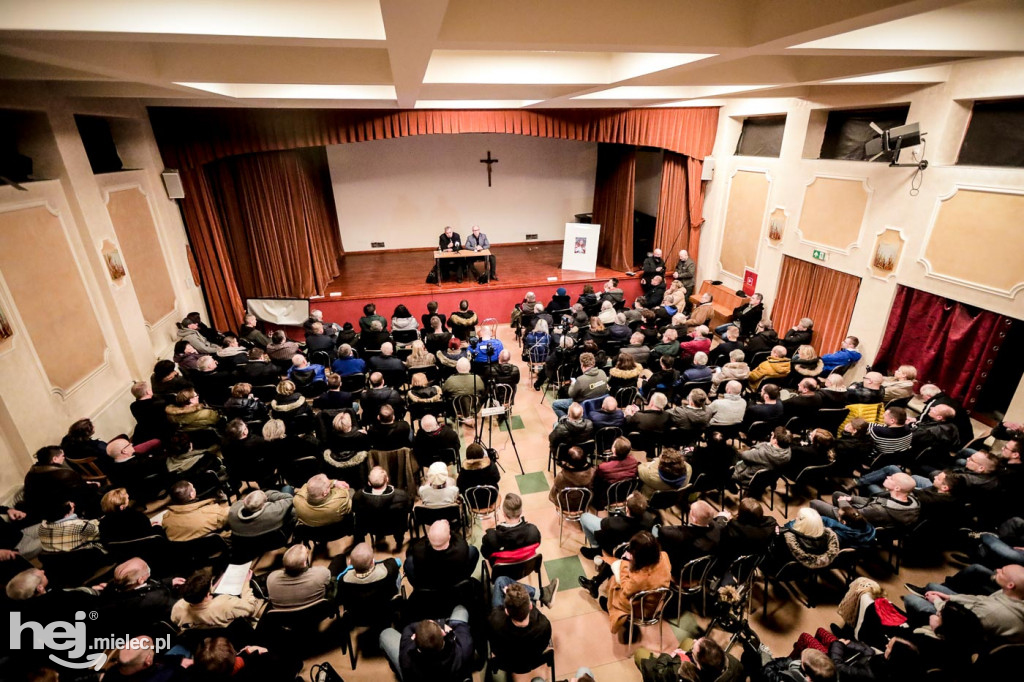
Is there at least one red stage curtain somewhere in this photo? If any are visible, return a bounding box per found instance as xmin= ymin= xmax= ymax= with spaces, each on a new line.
xmin=771 ymin=256 xmax=861 ymax=357
xmin=149 ymin=107 xmax=719 ymax=330
xmin=206 ymin=148 xmax=342 ymax=300
xmin=592 ymin=145 xmax=636 ymax=272
xmin=653 ymin=152 xmax=709 ymax=266
xmin=874 ymin=285 xmax=1009 ymax=409
xmin=654 ymin=152 xmax=690 ymax=258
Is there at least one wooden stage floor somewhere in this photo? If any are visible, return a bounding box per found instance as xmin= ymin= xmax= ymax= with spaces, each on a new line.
xmin=320 ymin=243 xmax=627 ymax=300
xmin=312 ymin=243 xmax=640 ymax=324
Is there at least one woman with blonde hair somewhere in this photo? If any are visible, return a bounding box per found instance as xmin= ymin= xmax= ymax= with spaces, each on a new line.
xmin=773 ymin=507 xmax=840 ymax=570
xmin=324 ymin=409 xmax=369 ymax=472
xmin=270 ymin=379 xmax=313 ymax=424
xmin=792 ymin=344 xmax=823 ymax=379
xmin=99 ymin=487 xmax=162 ymax=544
xmin=821 ymin=373 xmax=848 ymax=408
xmin=883 ymin=365 xmax=917 ymax=402
xmin=418 ymin=461 xmax=459 ymax=507
xmin=407 ymin=372 xmax=442 ymax=403
xmin=405 ymin=340 xmax=435 ymax=369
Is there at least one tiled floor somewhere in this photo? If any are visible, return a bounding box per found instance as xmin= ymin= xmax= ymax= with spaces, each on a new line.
xmin=292 ymin=324 xmax=960 ymax=681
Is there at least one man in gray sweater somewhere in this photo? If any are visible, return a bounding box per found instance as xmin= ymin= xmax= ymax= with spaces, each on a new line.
xmin=811 ymin=472 xmax=920 ymax=528
xmin=227 ymin=489 xmax=295 ymax=537
xmin=732 ymin=427 xmax=792 ymax=484
xmin=706 ymin=381 xmax=747 ymax=426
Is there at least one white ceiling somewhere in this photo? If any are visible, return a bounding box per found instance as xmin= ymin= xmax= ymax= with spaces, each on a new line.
xmin=1 ymin=0 xmax=1022 ymax=109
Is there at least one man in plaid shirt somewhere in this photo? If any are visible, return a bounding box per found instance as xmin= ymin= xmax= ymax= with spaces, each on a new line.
xmin=39 ymin=501 xmax=100 ymax=552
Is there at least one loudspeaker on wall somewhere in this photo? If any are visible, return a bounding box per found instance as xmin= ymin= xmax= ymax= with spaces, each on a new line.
xmin=700 ymin=156 xmax=715 ymax=182
xmin=161 ymin=170 xmax=185 ymax=199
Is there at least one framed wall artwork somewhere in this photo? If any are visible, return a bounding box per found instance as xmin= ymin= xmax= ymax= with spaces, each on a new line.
xmin=766 ymin=207 xmax=787 ymax=248
xmin=102 ymin=239 xmax=126 ymax=283
xmin=869 ymin=227 xmax=906 ymax=281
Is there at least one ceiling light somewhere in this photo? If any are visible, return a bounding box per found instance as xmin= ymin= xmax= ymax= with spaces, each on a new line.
xmin=174 ymin=83 xmax=396 ymax=99
xmin=414 ymin=100 xmax=541 ymax=109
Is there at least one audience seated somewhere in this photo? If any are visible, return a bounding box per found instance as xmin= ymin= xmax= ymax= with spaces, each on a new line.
xmin=549 ymin=402 xmax=595 ymax=456
xmin=457 ymin=442 xmax=501 ymax=491
xmin=331 ymin=343 xmax=366 ymax=376
xmin=548 ymin=445 xmax=595 ymax=504
xmin=638 ymin=448 xmax=691 ymax=498
xmin=486 ymin=581 xmax=553 ymax=665
xmin=266 ymin=330 xmax=301 ymax=362
xmin=162 ymin=480 xmax=230 ymax=542
xmin=166 ymin=388 xmax=221 ymax=431
xmin=781 ymin=318 xmax=813 ymax=356
xmin=418 ymin=462 xmax=459 ymax=507
xmin=354 ymin=466 xmax=410 ymax=547
xmin=289 ymin=474 xmax=351 ymax=533
xmin=227 ymin=489 xmax=294 ymax=538
xmin=266 ymin=543 xmax=333 ymax=610
xmin=39 ymin=500 xmax=100 ymax=553
xmin=379 ymin=607 xmax=474 ymax=682
xmin=171 ymin=566 xmax=264 ymax=629
xmin=707 ymin=381 xmax=747 ymax=426
xmin=749 ymin=345 xmax=791 ymax=391
xmin=240 ymin=347 xmax=281 ymax=384
xmin=405 ymin=520 xmax=478 ymax=589
xmin=482 ymin=493 xmax=541 ymax=565
xmin=820 ymin=335 xmax=862 ymax=374
xmin=98 ymin=487 xmax=163 ymax=545
xmin=368 ymin=404 xmax=413 ymax=451
xmin=412 ymin=414 xmax=459 ymax=469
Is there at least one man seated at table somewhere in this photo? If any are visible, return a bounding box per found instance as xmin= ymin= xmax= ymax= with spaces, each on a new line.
xmin=438 ymin=226 xmax=466 ymax=283
xmin=465 ymin=225 xmax=499 ymax=282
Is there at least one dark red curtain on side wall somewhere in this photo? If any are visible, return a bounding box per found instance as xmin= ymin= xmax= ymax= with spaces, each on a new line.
xmin=206 ymin=148 xmax=342 ymax=300
xmin=771 ymin=256 xmax=861 ymax=358
xmin=874 ymin=285 xmax=1010 ymax=410
xmin=592 ymin=144 xmax=636 ymax=272
xmin=149 ymin=107 xmax=719 ymax=330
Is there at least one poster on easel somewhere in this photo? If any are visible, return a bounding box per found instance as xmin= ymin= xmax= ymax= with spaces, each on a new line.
xmin=561 ymin=223 xmax=600 ymax=273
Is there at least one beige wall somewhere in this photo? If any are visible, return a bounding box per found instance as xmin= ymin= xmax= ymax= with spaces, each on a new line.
xmin=698 ymin=56 xmax=1024 ymax=420
xmin=0 ymin=94 xmax=205 ymax=497
xmin=327 ymin=133 xmax=597 ymax=250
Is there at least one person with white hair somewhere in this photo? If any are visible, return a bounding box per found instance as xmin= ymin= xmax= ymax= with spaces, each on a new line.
xmin=418 ymin=462 xmax=459 ymax=507
xmin=227 ymin=488 xmax=294 ymax=537
xmin=710 ymin=348 xmax=750 ymax=397
xmin=682 ymin=351 xmax=714 ymax=383
xmin=598 ymin=299 xmax=617 ymax=325
xmin=782 ymin=317 xmax=814 ymax=355
xmin=774 ymin=507 xmax=840 ymax=570
xmin=368 ymin=341 xmax=405 ymax=373
xmin=706 ymin=381 xmax=747 ymax=426
xmin=442 ymin=357 xmax=485 ymax=399
xmin=287 ymin=353 xmax=327 ymax=383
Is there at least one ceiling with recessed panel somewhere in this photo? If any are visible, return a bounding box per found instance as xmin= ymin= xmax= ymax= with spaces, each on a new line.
xmin=0 ymin=0 xmax=1022 ymax=109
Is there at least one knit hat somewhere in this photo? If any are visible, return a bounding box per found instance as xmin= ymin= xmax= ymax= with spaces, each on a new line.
xmin=556 ymin=287 xmax=566 ymax=295
xmin=426 ymin=462 xmax=450 ymax=488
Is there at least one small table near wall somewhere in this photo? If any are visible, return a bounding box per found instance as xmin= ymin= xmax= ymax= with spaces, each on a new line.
xmin=434 ymin=249 xmax=492 ymax=284
xmin=689 ymin=280 xmax=746 ymax=330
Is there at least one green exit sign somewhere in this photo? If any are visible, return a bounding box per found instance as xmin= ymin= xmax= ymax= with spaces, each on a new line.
xmin=812 ymin=249 xmax=827 ymax=261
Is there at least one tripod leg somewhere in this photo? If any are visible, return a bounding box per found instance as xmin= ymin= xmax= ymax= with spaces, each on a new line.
xmin=504 ymin=416 xmax=525 ymax=475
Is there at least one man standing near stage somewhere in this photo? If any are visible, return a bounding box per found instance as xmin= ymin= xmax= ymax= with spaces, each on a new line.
xmin=465 ymin=225 xmax=499 ymax=282
xmin=439 ymin=225 xmax=466 ymax=283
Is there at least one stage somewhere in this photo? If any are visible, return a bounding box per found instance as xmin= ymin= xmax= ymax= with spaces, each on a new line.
xmin=311 ymin=242 xmax=642 ymax=324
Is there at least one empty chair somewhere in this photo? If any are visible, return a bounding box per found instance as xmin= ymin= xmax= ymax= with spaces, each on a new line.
xmin=555 ymin=487 xmax=592 ymax=546
xmin=463 ymin=485 xmax=500 ymax=527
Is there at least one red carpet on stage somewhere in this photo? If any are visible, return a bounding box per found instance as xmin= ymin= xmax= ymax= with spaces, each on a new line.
xmin=310 ymin=243 xmax=643 ymax=324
